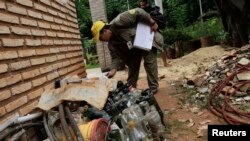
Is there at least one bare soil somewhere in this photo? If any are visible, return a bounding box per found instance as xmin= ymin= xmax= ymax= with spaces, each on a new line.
xmin=120 ymin=45 xmax=229 ymax=141
xmin=87 ymin=45 xmax=231 ymax=141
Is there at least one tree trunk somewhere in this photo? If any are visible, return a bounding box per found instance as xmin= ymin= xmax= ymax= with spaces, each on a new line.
xmin=214 ymin=0 xmax=249 ymax=47
xmin=174 ymin=41 xmax=183 ymax=58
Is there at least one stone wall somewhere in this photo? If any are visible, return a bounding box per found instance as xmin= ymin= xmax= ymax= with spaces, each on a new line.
xmin=0 ymin=0 xmax=86 ymax=123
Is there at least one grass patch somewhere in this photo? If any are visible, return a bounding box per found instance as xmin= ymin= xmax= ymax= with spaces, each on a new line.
xmin=86 ymin=63 xmax=100 ymax=69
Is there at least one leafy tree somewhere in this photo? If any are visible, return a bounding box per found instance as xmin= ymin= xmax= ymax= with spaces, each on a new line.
xmin=75 ymin=0 xmax=92 ymax=38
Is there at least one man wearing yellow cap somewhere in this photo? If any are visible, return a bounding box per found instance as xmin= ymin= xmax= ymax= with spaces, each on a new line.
xmin=91 ymin=8 xmax=163 ymax=94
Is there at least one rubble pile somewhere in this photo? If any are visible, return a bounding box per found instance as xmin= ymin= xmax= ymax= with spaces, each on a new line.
xmin=185 ymin=45 xmax=250 ymax=124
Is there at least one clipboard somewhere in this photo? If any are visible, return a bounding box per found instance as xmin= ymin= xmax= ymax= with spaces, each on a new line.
xmin=133 ymin=22 xmax=154 ymax=51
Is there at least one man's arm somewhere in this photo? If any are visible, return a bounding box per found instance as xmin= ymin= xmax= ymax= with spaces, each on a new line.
xmin=108 ymin=44 xmax=120 ymax=69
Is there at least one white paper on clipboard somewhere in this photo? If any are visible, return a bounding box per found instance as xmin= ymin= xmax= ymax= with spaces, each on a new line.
xmin=133 ymin=22 xmax=154 ymax=51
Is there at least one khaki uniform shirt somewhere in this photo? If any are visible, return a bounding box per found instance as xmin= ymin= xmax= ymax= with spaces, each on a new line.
xmin=108 ymin=8 xmax=164 ymax=69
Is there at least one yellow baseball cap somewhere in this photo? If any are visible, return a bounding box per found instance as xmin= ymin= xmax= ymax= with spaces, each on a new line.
xmin=91 ymin=21 xmax=105 ymax=41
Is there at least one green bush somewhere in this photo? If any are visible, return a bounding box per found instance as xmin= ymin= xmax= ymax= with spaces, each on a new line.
xmin=162 ymin=28 xmax=192 ymax=46
xmin=183 ymin=17 xmax=227 ymax=42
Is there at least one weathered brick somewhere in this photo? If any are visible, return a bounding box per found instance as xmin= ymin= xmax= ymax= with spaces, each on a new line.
xmin=56 ymin=32 xmax=65 ymax=38
xmin=53 ymin=39 xmax=63 ymax=45
xmin=27 ymin=88 xmax=43 ymax=100
xmin=10 ymin=60 xmax=31 ymax=71
xmin=66 ymin=53 xmax=73 ymax=58
xmin=54 ymin=18 xmax=63 ymax=24
xmin=59 ymin=47 xmax=68 ymax=52
xmin=52 ymin=62 xmax=63 ymax=70
xmin=19 ymin=100 xmax=38 ymax=116
xmin=50 ymin=48 xmax=60 ymax=53
xmin=67 ymin=27 xmax=74 ymax=33
xmin=68 ymin=0 xmax=75 ymax=8
xmin=41 ymin=39 xmax=54 ymax=45
xmin=55 ymin=0 xmax=67 ymax=5
xmin=38 ymin=21 xmax=51 ymax=29
xmin=64 ymin=33 xmax=71 ymax=38
xmin=48 ymin=8 xmax=58 ymax=16
xmin=7 ymin=3 xmax=27 ymax=15
xmin=68 ymin=65 xmax=76 ymax=72
xmin=18 ymin=50 xmax=36 ymax=58
xmin=40 ymin=65 xmax=53 ymax=74
xmin=34 ymin=3 xmax=47 ymax=12
xmin=6 ymin=74 xmax=22 ymax=85
xmin=62 ymin=60 xmax=70 ymax=67
xmin=60 ymin=25 xmax=68 ymax=31
xmin=28 ymin=10 xmax=42 ymax=19
xmin=58 ymin=12 xmax=66 ymax=19
xmin=25 ymin=39 xmax=41 ymax=46
xmin=40 ymin=0 xmax=51 ymax=6
xmin=47 ymin=72 xmax=59 ymax=81
xmin=32 ymin=76 xmax=47 ymax=87
xmin=31 ymin=58 xmax=46 ymax=65
xmin=11 ymin=26 xmax=31 ymax=35
xmin=0 ymin=51 xmax=18 ymax=60
xmin=0 ymin=78 xmax=7 ymax=88
xmin=16 ymin=0 xmax=33 ymax=7
xmin=62 ymin=40 xmax=70 ymax=45
xmin=11 ymin=82 xmax=32 ymax=95
xmin=46 ymin=31 xmax=57 ymax=37
xmin=0 ymin=1 xmax=6 ymax=9
xmin=58 ymin=68 xmax=68 ymax=76
xmin=22 ymin=69 xmax=40 ymax=80
xmin=71 ymin=58 xmax=79 ymax=64
xmin=73 ymin=52 xmax=80 ymax=57
xmin=43 ymin=14 xmax=54 ymax=22
xmin=0 ymin=107 xmax=6 ymax=117
xmin=51 ymin=24 xmax=60 ymax=30
xmin=36 ymin=48 xmax=50 ymax=55
xmin=1 ymin=38 xmax=24 ymax=47
xmin=0 ymin=25 xmax=10 ymax=34
xmin=0 ymin=90 xmax=11 ymax=102
xmin=5 ymin=96 xmax=28 ymax=112
xmin=0 ymin=64 xmax=8 ymax=74
xmin=57 ymin=54 xmax=66 ymax=60
xmin=45 ymin=56 xmax=57 ymax=63
xmin=60 ymin=6 xmax=68 ymax=14
xmin=43 ymin=82 xmax=54 ymax=91
xmin=20 ymin=17 xmax=37 ymax=26
xmin=31 ymin=29 xmax=46 ymax=36
xmin=64 ymin=21 xmax=71 ymax=27
xmin=0 ymin=13 xmax=19 ymax=24
xmin=51 ymin=2 xmax=61 ymax=10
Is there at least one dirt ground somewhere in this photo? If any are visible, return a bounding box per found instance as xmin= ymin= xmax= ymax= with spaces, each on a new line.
xmin=86 ymin=45 xmax=231 ymax=141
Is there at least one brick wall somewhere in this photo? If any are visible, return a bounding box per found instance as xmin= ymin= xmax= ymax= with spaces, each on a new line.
xmin=0 ymin=0 xmax=86 ymax=123
xmin=89 ymin=0 xmax=111 ymax=71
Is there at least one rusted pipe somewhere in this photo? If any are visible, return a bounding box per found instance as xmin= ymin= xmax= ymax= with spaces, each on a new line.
xmin=64 ymin=106 xmax=84 ymax=141
xmin=59 ymin=104 xmax=73 ymax=141
xmin=0 ymin=122 xmax=42 ymax=140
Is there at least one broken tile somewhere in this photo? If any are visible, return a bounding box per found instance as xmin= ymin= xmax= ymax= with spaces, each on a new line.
xmin=238 ymin=58 xmax=250 ymax=65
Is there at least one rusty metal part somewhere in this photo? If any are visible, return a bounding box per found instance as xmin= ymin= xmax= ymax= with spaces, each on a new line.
xmin=208 ymin=64 xmax=250 ymax=124
xmin=64 ymin=106 xmax=84 ymax=141
xmin=59 ymin=104 xmax=73 ymax=141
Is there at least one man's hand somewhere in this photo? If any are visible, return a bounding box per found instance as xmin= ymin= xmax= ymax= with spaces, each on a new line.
xmin=150 ymin=22 xmax=158 ymax=32
xmin=106 ymin=69 xmax=117 ymax=78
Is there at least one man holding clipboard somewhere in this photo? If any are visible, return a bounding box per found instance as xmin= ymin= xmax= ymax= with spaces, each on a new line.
xmin=91 ymin=8 xmax=164 ymax=94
